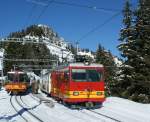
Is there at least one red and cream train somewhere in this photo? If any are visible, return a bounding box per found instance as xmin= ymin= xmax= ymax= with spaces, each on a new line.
xmin=5 ymin=71 xmax=30 ymax=94
xmin=41 ymin=62 xmax=105 ymax=106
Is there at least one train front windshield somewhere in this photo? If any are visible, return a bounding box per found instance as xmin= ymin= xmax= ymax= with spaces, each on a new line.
xmin=19 ymin=74 xmax=30 ymax=82
xmin=71 ymin=69 xmax=102 ymax=82
xmin=8 ymin=73 xmax=29 ymax=82
xmin=8 ymin=74 xmax=16 ymax=82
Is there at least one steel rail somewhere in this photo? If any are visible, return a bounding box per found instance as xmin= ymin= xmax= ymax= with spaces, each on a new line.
xmin=88 ymin=109 xmax=122 ymax=122
xmin=15 ymin=95 xmax=44 ymax=122
xmin=10 ymin=96 xmax=28 ymax=122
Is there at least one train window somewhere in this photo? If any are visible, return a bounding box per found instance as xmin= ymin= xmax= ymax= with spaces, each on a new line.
xmin=87 ymin=70 xmax=101 ymax=82
xmin=72 ymin=69 xmax=86 ymax=82
xmin=7 ymin=73 xmax=29 ymax=82
xmin=7 ymin=74 xmax=18 ymax=82
xmin=72 ymin=69 xmax=101 ymax=82
xmin=19 ymin=74 xmax=30 ymax=82
xmin=7 ymin=74 xmax=14 ymax=82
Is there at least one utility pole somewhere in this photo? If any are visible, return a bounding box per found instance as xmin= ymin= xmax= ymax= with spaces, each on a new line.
xmin=13 ymin=65 xmax=16 ymax=71
xmin=1 ymin=57 xmax=4 ymax=85
xmin=0 ymin=48 xmax=4 ymax=85
xmin=75 ymin=41 xmax=79 ymax=55
xmin=61 ymin=49 xmax=63 ymax=63
xmin=74 ymin=41 xmax=79 ymax=62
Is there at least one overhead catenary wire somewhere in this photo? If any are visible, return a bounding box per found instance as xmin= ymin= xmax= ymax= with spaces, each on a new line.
xmin=25 ymin=0 xmax=53 ymax=27
xmin=25 ymin=0 xmax=122 ymax=43
xmin=26 ymin=0 xmax=49 ymax=6
xmin=0 ymin=38 xmax=45 ymax=44
xmin=52 ymin=0 xmax=121 ymax=13
xmin=24 ymin=0 xmax=122 ymax=31
xmin=26 ymin=0 xmax=121 ymax=13
xmin=25 ymin=4 xmax=37 ymax=27
xmin=78 ymin=12 xmax=121 ymax=42
xmin=2 ymin=58 xmax=57 ymax=62
xmin=16 ymin=64 xmax=54 ymax=68
xmin=35 ymin=0 xmax=54 ymax=23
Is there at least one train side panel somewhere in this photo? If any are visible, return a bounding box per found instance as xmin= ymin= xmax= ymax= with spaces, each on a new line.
xmin=51 ymin=71 xmax=69 ymax=100
xmin=41 ymin=73 xmax=51 ymax=94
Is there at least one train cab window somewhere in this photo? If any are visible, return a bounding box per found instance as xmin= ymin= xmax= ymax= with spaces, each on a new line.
xmin=72 ymin=69 xmax=101 ymax=82
xmin=72 ymin=69 xmax=86 ymax=82
xmin=7 ymin=74 xmax=14 ymax=82
xmin=7 ymin=73 xmax=29 ymax=82
xmin=7 ymin=74 xmax=19 ymax=82
xmin=87 ymin=70 xmax=101 ymax=82
xmin=20 ymin=74 xmax=30 ymax=82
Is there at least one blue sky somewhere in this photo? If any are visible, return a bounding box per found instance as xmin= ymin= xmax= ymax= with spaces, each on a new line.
xmin=0 ymin=0 xmax=137 ymax=57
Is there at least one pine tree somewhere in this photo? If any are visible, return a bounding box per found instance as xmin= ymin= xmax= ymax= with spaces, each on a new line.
xmin=130 ymin=0 xmax=150 ymax=102
xmin=117 ymin=0 xmax=136 ymax=98
xmin=118 ymin=0 xmax=150 ymax=103
xmin=96 ymin=44 xmax=117 ymax=96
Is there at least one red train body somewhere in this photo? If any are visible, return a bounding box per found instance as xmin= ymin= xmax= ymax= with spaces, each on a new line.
xmin=42 ymin=63 xmax=105 ymax=104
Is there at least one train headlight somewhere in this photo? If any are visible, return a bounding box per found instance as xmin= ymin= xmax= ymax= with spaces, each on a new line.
xmin=73 ymin=91 xmax=79 ymax=96
xmin=97 ymin=92 xmax=103 ymax=96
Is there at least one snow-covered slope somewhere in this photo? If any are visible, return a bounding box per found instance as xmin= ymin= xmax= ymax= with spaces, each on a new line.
xmin=0 ymin=88 xmax=150 ymax=122
xmin=42 ymin=39 xmax=74 ymax=62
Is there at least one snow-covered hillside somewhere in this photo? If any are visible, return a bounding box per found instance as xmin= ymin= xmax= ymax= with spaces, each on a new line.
xmin=0 ymin=88 xmax=150 ymax=122
xmin=42 ymin=39 xmax=74 ymax=62
xmin=78 ymin=50 xmax=94 ymax=59
xmin=0 ymin=24 xmax=122 ymax=68
xmin=21 ymin=24 xmax=97 ymax=62
xmin=20 ymin=24 xmax=74 ymax=62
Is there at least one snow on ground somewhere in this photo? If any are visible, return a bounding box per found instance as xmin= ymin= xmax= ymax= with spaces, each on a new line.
xmin=0 ymin=88 xmax=150 ymax=122
xmin=96 ymin=97 xmax=150 ymax=122
xmin=0 ymin=88 xmax=25 ymax=122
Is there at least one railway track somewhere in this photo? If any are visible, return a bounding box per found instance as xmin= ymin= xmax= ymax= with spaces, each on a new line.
xmin=10 ymin=95 xmax=44 ymax=122
xmin=29 ymin=93 xmax=121 ymax=121
xmin=84 ymin=109 xmax=122 ymax=122
xmin=10 ymin=96 xmax=28 ymax=122
xmin=29 ymin=94 xmax=40 ymax=102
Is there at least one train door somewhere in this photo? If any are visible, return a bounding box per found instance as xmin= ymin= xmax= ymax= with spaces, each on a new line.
xmin=63 ymin=70 xmax=69 ymax=97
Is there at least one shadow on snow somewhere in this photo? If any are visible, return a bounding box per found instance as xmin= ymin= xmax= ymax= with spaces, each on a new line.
xmin=0 ymin=99 xmax=41 ymax=121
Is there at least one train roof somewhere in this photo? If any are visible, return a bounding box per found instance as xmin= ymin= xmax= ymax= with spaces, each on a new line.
xmin=42 ymin=62 xmax=104 ymax=74
xmin=69 ymin=62 xmax=103 ymax=67
xmin=55 ymin=62 xmax=104 ymax=70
